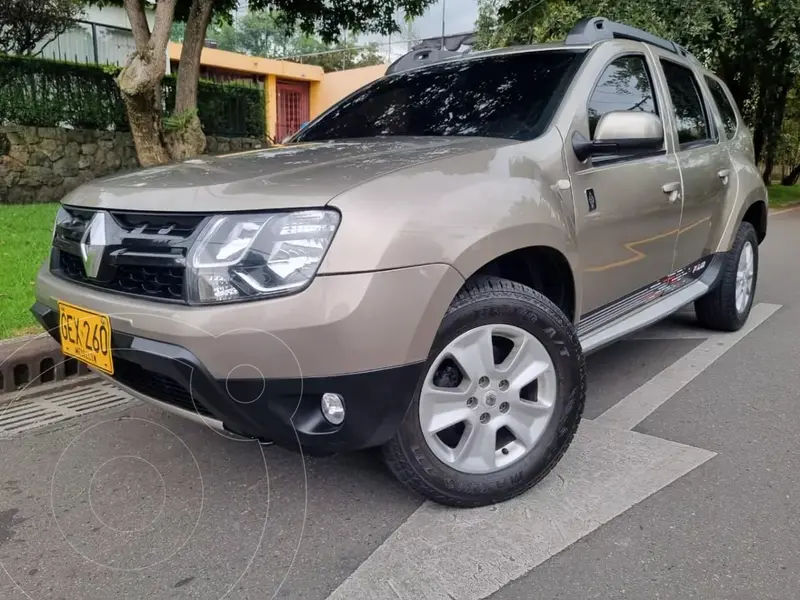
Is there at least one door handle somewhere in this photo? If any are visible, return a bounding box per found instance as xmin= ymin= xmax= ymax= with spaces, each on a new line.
xmin=718 ymin=169 xmax=731 ymax=185
xmin=662 ymin=182 xmax=681 ymax=203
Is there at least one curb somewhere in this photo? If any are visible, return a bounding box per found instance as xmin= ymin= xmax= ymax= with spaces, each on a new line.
xmin=770 ymin=205 xmax=800 ymax=216
xmin=0 ymin=333 xmax=90 ymax=396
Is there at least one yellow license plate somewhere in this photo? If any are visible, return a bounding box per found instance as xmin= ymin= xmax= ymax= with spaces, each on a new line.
xmin=58 ymin=301 xmax=114 ymax=375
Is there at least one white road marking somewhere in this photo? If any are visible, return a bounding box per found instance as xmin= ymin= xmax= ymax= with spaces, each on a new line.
xmin=326 ymin=421 xmax=715 ymax=600
xmin=595 ymin=302 xmax=780 ymax=431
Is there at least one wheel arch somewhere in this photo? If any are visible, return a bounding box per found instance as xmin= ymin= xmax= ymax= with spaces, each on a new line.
xmin=451 ymin=226 xmax=581 ymax=323
xmin=742 ymin=198 xmax=767 ymax=244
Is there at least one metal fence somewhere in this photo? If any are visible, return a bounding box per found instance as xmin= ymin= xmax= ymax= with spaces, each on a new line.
xmin=35 ymin=20 xmax=166 ymax=72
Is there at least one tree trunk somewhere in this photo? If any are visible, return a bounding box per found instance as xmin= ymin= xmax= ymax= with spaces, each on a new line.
xmin=118 ymin=53 xmax=170 ymax=166
xmin=174 ymin=0 xmax=213 ymax=114
xmin=783 ymin=163 xmax=800 ymax=186
xmin=118 ymin=0 xmax=178 ymax=166
xmin=167 ymin=0 xmax=214 ymax=160
xmin=761 ymin=74 xmax=793 ymax=186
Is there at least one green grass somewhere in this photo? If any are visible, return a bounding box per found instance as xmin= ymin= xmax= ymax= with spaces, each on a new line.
xmin=0 ymin=203 xmax=60 ymax=339
xmin=768 ymin=184 xmax=800 ymax=208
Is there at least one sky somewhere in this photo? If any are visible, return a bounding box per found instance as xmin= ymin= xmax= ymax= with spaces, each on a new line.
xmin=413 ymin=0 xmax=480 ymax=37
xmin=235 ymin=0 xmax=481 ymax=60
xmin=358 ymin=0 xmax=480 ymax=59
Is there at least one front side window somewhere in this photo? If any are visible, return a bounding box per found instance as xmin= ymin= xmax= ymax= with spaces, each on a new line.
xmin=660 ymin=59 xmax=713 ymax=147
xmin=292 ymin=50 xmax=586 ymax=143
xmin=588 ymin=55 xmax=658 ymax=139
xmin=705 ymin=76 xmax=738 ymax=139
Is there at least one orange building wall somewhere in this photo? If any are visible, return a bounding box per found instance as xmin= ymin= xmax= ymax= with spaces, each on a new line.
xmin=167 ymin=43 xmax=324 ymax=83
xmin=168 ymin=43 xmax=388 ymax=141
xmin=312 ymin=64 xmax=388 ymax=119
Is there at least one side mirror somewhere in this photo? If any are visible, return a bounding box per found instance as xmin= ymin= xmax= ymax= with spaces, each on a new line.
xmin=572 ymin=111 xmax=664 ymax=162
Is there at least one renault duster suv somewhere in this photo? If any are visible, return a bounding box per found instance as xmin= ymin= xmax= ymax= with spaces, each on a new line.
xmin=32 ymin=17 xmax=768 ymax=508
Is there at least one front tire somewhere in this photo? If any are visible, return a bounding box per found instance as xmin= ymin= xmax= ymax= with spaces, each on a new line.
xmin=383 ymin=276 xmax=586 ymax=508
xmin=695 ymin=221 xmax=759 ymax=332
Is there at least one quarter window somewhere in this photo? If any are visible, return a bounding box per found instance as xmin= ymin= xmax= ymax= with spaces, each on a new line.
xmin=587 ymin=55 xmax=658 ymax=139
xmin=705 ymin=76 xmax=738 ymax=139
xmin=660 ymin=60 xmax=713 ymax=147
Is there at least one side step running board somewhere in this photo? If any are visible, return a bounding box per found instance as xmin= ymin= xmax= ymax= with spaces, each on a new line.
xmin=578 ymin=255 xmax=724 ymax=355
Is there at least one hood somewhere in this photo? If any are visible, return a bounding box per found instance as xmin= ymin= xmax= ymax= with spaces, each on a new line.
xmin=61 ymin=137 xmax=516 ymax=213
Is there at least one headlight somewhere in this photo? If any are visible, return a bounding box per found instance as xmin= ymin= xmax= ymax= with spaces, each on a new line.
xmin=186 ymin=210 xmax=340 ymax=304
xmin=52 ymin=206 xmax=70 ymax=241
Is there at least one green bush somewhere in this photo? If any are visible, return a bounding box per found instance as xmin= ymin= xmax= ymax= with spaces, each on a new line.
xmin=0 ymin=54 xmax=265 ymax=138
xmin=162 ymin=75 xmax=265 ymax=138
xmin=0 ymin=55 xmax=127 ymax=131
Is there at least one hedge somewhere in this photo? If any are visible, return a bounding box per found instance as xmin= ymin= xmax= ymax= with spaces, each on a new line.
xmin=0 ymin=54 xmax=265 ymax=138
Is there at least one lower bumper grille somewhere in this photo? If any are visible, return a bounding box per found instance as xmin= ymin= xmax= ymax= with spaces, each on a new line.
xmin=111 ymin=357 xmax=214 ymax=418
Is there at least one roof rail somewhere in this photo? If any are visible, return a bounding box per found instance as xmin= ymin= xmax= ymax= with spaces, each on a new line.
xmin=385 ymin=17 xmax=702 ymax=77
xmin=385 ymin=47 xmax=467 ymax=75
xmin=566 ymin=16 xmax=685 ymax=55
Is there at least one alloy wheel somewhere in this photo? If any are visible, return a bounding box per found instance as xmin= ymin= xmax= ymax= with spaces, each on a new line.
xmin=735 ymin=240 xmax=755 ymax=313
xmin=418 ymin=324 xmax=557 ymax=475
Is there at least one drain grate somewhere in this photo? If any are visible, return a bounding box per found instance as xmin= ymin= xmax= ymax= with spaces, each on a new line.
xmin=0 ymin=381 xmax=132 ymax=437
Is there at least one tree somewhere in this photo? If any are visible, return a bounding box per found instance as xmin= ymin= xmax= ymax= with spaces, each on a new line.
xmin=779 ymin=88 xmax=800 ymax=185
xmin=0 ymin=0 xmax=86 ymax=55
xmin=289 ymin=40 xmax=386 ymax=72
xmin=99 ymin=0 xmax=434 ymax=167
xmin=476 ymin=0 xmax=800 ymax=185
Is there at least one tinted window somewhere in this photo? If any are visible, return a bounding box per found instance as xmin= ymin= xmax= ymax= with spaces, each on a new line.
xmin=588 ymin=55 xmax=657 ymax=139
xmin=660 ymin=60 xmax=712 ymax=146
xmin=705 ymin=76 xmax=738 ymax=139
xmin=293 ymin=50 xmax=585 ymax=143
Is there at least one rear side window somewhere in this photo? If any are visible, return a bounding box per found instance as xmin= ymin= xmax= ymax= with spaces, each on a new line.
xmin=705 ymin=76 xmax=738 ymax=139
xmin=587 ymin=55 xmax=658 ymax=139
xmin=660 ymin=59 xmax=713 ymax=147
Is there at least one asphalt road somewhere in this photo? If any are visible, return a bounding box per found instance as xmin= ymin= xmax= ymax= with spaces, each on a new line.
xmin=0 ymin=207 xmax=798 ymax=600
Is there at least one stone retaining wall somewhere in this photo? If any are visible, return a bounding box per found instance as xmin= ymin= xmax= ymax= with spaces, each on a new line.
xmin=0 ymin=125 xmax=264 ymax=204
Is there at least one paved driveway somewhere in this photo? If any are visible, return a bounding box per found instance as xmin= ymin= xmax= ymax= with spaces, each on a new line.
xmin=1 ymin=208 xmax=798 ymax=600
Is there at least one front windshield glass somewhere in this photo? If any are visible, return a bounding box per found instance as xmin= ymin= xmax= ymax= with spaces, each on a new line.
xmin=292 ymin=49 xmax=586 ymax=143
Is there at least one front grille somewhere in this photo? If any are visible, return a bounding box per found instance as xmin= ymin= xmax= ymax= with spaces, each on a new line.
xmin=51 ymin=207 xmax=207 ymax=303
xmin=59 ymin=252 xmax=185 ymax=300
xmin=112 ymin=357 xmax=215 ymax=418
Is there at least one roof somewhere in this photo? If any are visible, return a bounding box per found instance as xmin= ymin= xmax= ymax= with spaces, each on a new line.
xmin=167 ymin=42 xmax=325 ymax=82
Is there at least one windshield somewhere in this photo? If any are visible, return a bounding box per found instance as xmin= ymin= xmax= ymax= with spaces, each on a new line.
xmin=292 ymin=49 xmax=586 ymax=143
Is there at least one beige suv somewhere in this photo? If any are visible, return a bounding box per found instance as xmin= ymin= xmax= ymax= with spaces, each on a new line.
xmin=33 ymin=17 xmax=767 ymax=507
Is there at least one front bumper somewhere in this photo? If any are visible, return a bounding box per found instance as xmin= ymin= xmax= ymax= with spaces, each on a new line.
xmin=33 ymin=303 xmax=424 ymax=453
xmin=33 ymin=263 xmax=463 ymax=378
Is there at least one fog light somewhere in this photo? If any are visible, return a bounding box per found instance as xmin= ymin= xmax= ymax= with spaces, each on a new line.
xmin=321 ymin=393 xmax=345 ymax=425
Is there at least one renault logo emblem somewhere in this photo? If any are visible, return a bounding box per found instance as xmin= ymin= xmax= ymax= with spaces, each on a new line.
xmin=80 ymin=212 xmax=108 ymax=279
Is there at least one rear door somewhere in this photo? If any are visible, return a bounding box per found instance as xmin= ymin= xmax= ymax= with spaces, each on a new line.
xmin=566 ymin=48 xmax=683 ymax=313
xmin=652 ymin=53 xmax=730 ymax=270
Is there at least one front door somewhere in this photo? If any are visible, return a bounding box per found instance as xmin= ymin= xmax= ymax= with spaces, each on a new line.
xmin=276 ymin=80 xmax=310 ymax=142
xmin=567 ymin=52 xmax=683 ymax=314
xmin=654 ymin=55 xmax=730 ymax=270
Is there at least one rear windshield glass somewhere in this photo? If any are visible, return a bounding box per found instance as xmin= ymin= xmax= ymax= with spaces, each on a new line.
xmin=292 ymin=49 xmax=586 ymax=143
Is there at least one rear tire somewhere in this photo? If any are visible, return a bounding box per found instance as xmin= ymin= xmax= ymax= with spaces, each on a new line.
xmin=382 ymin=276 xmax=586 ymax=508
xmin=694 ymin=221 xmax=759 ymax=332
